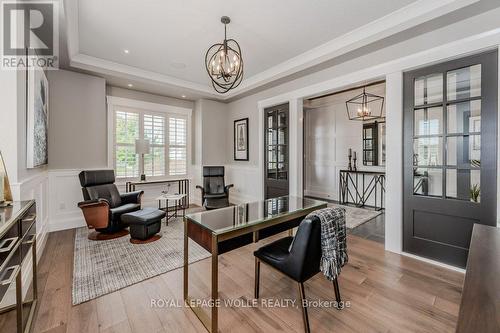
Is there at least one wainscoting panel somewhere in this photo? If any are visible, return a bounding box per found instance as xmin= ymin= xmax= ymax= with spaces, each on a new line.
xmin=225 ymin=164 xmax=261 ymax=203
xmin=5 ymin=171 xmax=50 ymax=302
xmin=48 ymin=169 xmax=201 ymax=231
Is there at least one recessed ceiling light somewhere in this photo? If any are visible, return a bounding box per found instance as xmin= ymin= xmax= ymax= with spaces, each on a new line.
xmin=181 ymin=95 xmax=186 ymax=98
xmin=127 ymin=83 xmax=133 ymax=87
xmin=124 ymin=49 xmax=130 ymax=54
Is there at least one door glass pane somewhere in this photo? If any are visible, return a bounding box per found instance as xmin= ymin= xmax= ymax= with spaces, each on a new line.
xmin=414 ymin=168 xmax=442 ymax=196
xmin=446 ymin=169 xmax=480 ymax=202
xmin=267 ymin=129 xmax=277 ymax=145
xmin=415 ymin=73 xmax=443 ymax=106
xmin=278 ymin=146 xmax=286 ymax=164
xmin=267 ymin=114 xmax=274 ymax=129
xmin=278 ymin=128 xmax=287 ymax=145
xmin=446 ymin=135 xmax=481 ymax=167
xmin=268 ymin=147 xmax=277 ymax=164
xmin=447 ymin=64 xmax=481 ymax=101
xmin=447 ymin=100 xmax=481 ymax=134
xmin=414 ymin=107 xmax=443 ymax=136
xmin=278 ymin=111 xmax=287 ymax=127
xmin=413 ymin=137 xmax=442 ymax=166
xmin=267 ymin=163 xmax=277 ymax=179
xmin=365 ymin=151 xmax=373 ymax=163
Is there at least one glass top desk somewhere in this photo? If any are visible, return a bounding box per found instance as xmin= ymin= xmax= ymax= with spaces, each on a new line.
xmin=183 ymin=196 xmax=327 ymax=333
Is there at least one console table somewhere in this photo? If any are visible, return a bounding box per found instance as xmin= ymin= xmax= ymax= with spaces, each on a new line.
xmin=339 ymin=170 xmax=385 ymax=210
xmin=126 ymin=178 xmax=190 ymax=210
xmin=0 ymin=200 xmax=37 ymax=333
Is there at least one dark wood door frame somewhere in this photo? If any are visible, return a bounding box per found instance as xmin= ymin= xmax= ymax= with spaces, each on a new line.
xmin=264 ymin=103 xmax=290 ymax=199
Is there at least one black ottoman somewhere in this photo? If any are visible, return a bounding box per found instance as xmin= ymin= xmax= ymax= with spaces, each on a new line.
xmin=121 ymin=207 xmax=166 ymax=243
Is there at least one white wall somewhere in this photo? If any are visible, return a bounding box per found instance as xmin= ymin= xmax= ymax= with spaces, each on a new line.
xmin=48 ymin=70 xmax=107 ymax=169
xmin=304 ymin=84 xmax=386 ymax=201
xmin=223 ymin=6 xmax=500 ymax=258
xmin=0 ymin=66 xmax=50 ymax=295
xmin=47 ymin=79 xmax=196 ymax=231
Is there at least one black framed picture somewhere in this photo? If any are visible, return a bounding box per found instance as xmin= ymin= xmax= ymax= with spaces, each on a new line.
xmin=234 ymin=118 xmax=249 ymax=161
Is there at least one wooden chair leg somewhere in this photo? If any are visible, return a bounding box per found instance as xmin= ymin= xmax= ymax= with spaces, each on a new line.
xmin=254 ymin=258 xmax=260 ymax=299
xmin=333 ymin=277 xmax=343 ymax=309
xmin=297 ymin=282 xmax=311 ymax=333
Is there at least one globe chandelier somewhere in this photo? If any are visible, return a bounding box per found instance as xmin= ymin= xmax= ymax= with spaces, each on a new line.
xmin=205 ymin=16 xmax=244 ymax=94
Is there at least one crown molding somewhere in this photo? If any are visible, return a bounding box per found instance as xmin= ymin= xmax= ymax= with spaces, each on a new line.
xmin=63 ymin=0 xmax=479 ymax=101
xmin=225 ymin=0 xmax=480 ymax=99
xmin=70 ymin=53 xmax=219 ymax=97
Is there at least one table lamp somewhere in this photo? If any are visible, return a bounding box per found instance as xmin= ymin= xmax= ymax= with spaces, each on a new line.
xmin=135 ymin=139 xmax=151 ymax=181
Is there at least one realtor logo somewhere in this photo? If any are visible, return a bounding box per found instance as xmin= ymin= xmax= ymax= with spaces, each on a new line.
xmin=1 ymin=0 xmax=59 ymax=69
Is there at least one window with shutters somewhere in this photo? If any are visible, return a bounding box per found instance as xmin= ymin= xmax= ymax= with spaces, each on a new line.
xmin=110 ymin=99 xmax=190 ymax=179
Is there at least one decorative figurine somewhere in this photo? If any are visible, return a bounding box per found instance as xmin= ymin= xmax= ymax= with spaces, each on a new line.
xmin=348 ymin=148 xmax=352 ymax=171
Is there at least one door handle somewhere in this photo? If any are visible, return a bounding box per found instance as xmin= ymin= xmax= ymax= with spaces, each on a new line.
xmin=0 ymin=237 xmax=18 ymax=253
xmin=0 ymin=265 xmax=20 ymax=285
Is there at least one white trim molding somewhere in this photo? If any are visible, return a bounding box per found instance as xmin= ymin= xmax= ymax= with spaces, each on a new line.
xmin=106 ymin=95 xmax=193 ymax=178
xmin=253 ymin=29 xmax=500 ymax=262
xmin=63 ymin=0 xmax=479 ymax=101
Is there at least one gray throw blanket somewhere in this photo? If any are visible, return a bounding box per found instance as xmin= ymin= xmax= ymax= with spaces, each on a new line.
xmin=306 ymin=207 xmax=348 ymax=281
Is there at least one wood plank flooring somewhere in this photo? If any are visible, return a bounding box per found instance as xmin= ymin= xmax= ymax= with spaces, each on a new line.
xmin=26 ymin=229 xmax=464 ymax=333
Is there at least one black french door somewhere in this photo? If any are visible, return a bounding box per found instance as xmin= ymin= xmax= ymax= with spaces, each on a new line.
xmin=264 ymin=103 xmax=289 ymax=199
xmin=403 ymin=51 xmax=498 ymax=268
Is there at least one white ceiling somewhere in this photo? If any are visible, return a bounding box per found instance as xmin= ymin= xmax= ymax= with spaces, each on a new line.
xmin=78 ymin=0 xmax=416 ymax=85
xmin=63 ymin=0 xmax=480 ymax=100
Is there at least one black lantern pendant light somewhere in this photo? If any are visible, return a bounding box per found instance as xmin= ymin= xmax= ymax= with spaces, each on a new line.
xmin=345 ymin=87 xmax=385 ymax=121
xmin=205 ymin=16 xmax=244 ymax=94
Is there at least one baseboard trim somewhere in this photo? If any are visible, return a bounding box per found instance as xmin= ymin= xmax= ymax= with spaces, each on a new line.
xmin=400 ymin=251 xmax=466 ymax=274
xmin=49 ymin=216 xmax=86 ymax=232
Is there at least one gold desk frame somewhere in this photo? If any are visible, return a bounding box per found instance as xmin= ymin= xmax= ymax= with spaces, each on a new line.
xmin=183 ymin=202 xmax=326 ymax=333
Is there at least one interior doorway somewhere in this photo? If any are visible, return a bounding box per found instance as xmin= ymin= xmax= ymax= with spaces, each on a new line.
xmin=264 ymin=103 xmax=290 ymax=199
xmin=403 ymin=51 xmax=498 ymax=268
xmin=303 ymin=81 xmax=387 ymax=244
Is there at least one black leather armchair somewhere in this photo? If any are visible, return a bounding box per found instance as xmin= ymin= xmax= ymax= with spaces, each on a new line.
xmin=254 ymin=216 xmax=343 ymax=333
xmin=196 ymin=166 xmax=233 ymax=210
xmin=77 ymin=170 xmax=143 ymax=240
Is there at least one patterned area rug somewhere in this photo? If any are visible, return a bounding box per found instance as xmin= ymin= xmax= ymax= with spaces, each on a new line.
xmin=72 ymin=209 xmax=210 ymax=305
xmin=327 ymin=203 xmax=382 ymax=229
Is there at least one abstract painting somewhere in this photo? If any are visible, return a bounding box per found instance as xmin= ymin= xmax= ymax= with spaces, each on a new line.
xmin=27 ymin=66 xmax=49 ymax=168
xmin=234 ymin=118 xmax=248 ymax=161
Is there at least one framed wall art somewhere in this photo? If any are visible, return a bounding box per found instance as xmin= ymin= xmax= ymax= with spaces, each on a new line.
xmin=234 ymin=118 xmax=248 ymax=161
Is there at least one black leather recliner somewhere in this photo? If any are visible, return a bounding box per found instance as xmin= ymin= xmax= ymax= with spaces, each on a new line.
xmin=254 ymin=216 xmax=343 ymax=333
xmin=196 ymin=166 xmax=233 ymax=210
xmin=77 ymin=170 xmax=143 ymax=239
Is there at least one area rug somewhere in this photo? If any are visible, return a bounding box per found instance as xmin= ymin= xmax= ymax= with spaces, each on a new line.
xmin=327 ymin=203 xmax=381 ymax=229
xmin=72 ymin=209 xmax=210 ymax=305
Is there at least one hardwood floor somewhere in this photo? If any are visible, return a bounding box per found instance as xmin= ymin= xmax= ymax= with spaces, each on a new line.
xmin=27 ymin=229 xmax=464 ymax=333
xmin=349 ymin=213 xmax=385 ymax=244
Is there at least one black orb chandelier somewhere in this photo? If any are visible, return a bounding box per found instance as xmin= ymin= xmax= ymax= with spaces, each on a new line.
xmin=345 ymin=87 xmax=385 ymax=121
xmin=205 ymin=16 xmax=243 ymax=94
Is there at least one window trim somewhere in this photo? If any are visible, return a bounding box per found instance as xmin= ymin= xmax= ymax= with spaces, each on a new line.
xmin=107 ymin=96 xmax=192 ymax=181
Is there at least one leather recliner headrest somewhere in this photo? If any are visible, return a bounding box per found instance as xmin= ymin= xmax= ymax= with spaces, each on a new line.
xmin=79 ymin=170 xmax=116 ymax=187
xmin=203 ymin=166 xmax=225 ymax=177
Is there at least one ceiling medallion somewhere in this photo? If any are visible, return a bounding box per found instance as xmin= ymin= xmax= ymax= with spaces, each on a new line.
xmin=346 ymin=87 xmax=385 ymax=121
xmin=205 ymin=16 xmax=244 ymax=94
